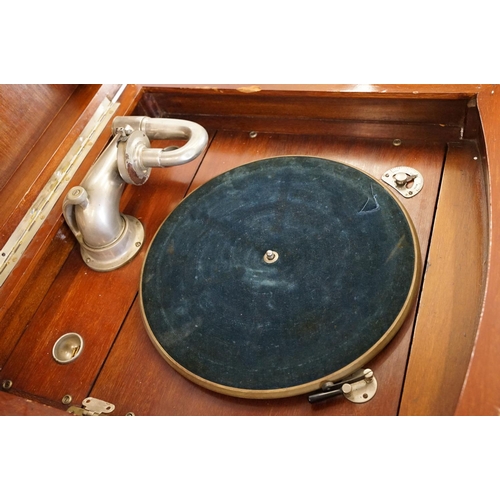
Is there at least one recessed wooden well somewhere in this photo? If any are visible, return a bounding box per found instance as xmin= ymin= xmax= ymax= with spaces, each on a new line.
xmin=0 ymin=84 xmax=494 ymax=415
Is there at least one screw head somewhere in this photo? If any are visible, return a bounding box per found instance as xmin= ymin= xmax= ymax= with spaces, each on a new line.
xmin=1 ymin=380 xmax=13 ymax=390
xmin=321 ymin=381 xmax=335 ymax=391
xmin=61 ymin=394 xmax=73 ymax=405
xmin=394 ymin=172 xmax=408 ymax=186
xmin=341 ymin=383 xmax=352 ymax=395
xmin=263 ymin=250 xmax=279 ymax=263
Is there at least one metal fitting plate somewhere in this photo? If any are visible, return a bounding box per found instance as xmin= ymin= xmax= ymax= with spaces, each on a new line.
xmin=68 ymin=397 xmax=115 ymax=416
xmin=382 ymin=166 xmax=424 ymax=198
xmin=342 ymin=369 xmax=378 ymax=403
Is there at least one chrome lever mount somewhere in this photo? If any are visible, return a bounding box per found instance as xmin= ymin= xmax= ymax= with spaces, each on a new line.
xmin=308 ymin=368 xmax=378 ymax=404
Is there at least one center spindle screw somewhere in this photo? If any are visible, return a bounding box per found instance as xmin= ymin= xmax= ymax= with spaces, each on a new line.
xmin=263 ymin=250 xmax=279 ymax=263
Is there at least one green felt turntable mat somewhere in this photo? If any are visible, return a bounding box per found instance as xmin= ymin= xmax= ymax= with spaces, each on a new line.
xmin=140 ymin=156 xmax=420 ymax=398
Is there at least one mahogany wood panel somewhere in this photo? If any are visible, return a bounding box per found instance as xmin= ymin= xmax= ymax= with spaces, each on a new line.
xmin=399 ymin=142 xmax=488 ymax=415
xmin=463 ymin=99 xmax=482 ymax=140
xmin=0 ymin=84 xmax=105 ymax=239
xmin=0 ymin=84 xmax=77 ymax=193
xmin=139 ymin=88 xmax=468 ymax=125
xmin=0 ymin=85 xmax=142 ymax=342
xmin=146 ymin=113 xmax=462 ymax=143
xmin=0 ymin=224 xmax=75 ymax=368
xmin=0 ymin=136 xmax=211 ymax=407
xmin=0 ymin=390 xmax=69 ymax=416
xmin=89 ymin=131 xmax=445 ymax=415
xmin=0 ymin=84 xmax=491 ymax=415
xmin=143 ymin=84 xmax=486 ymax=99
xmin=456 ymin=86 xmax=500 ymax=415
xmin=136 ymin=89 xmax=467 ymax=142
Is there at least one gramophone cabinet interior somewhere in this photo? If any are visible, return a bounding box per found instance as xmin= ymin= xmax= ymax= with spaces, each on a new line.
xmin=0 ymin=85 xmax=490 ymax=415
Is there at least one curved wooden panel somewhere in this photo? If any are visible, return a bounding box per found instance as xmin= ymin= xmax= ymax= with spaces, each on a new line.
xmin=456 ymin=86 xmax=500 ymax=415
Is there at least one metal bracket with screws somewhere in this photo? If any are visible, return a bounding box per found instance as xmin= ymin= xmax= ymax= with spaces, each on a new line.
xmin=381 ymin=166 xmax=424 ymax=198
xmin=67 ymin=397 xmax=115 ymax=416
xmin=308 ymin=368 xmax=377 ymax=404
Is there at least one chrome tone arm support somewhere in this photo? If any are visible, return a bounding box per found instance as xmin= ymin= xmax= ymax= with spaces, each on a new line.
xmin=112 ymin=116 xmax=209 ymax=168
xmin=64 ymin=134 xmax=124 ymax=249
xmin=63 ymin=132 xmax=144 ymax=271
xmin=63 ymin=117 xmax=208 ymax=271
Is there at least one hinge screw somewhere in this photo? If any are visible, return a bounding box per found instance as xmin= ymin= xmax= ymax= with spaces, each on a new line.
xmin=1 ymin=380 xmax=13 ymax=390
xmin=61 ymin=394 xmax=73 ymax=405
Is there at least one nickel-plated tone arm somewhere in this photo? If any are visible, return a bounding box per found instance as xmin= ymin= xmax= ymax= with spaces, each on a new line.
xmin=63 ymin=117 xmax=208 ymax=271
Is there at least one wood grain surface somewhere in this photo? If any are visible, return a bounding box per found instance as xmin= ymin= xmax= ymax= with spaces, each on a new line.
xmin=0 ymin=84 xmax=491 ymax=416
xmin=88 ymin=131 xmax=445 ymax=415
xmin=0 ymin=84 xmax=77 ymax=193
xmin=0 ymin=85 xmax=102 ymax=241
xmin=0 ymin=85 xmax=123 ymax=327
xmin=0 ymin=224 xmax=75 ymax=368
xmin=456 ymin=86 xmax=500 ymax=415
xmin=0 ymin=390 xmax=69 ymax=416
xmin=399 ymin=141 xmax=488 ymax=415
xmin=137 ymin=88 xmax=466 ymax=142
xmin=143 ymin=88 xmax=468 ymax=124
xmin=0 ymin=135 xmax=211 ymax=407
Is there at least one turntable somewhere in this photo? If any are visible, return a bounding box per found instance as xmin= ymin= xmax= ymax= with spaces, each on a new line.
xmin=140 ymin=155 xmax=420 ymax=401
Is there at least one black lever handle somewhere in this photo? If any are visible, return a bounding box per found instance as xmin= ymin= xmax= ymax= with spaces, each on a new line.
xmin=308 ymin=383 xmax=352 ymax=403
xmin=308 ymin=369 xmax=373 ymax=404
